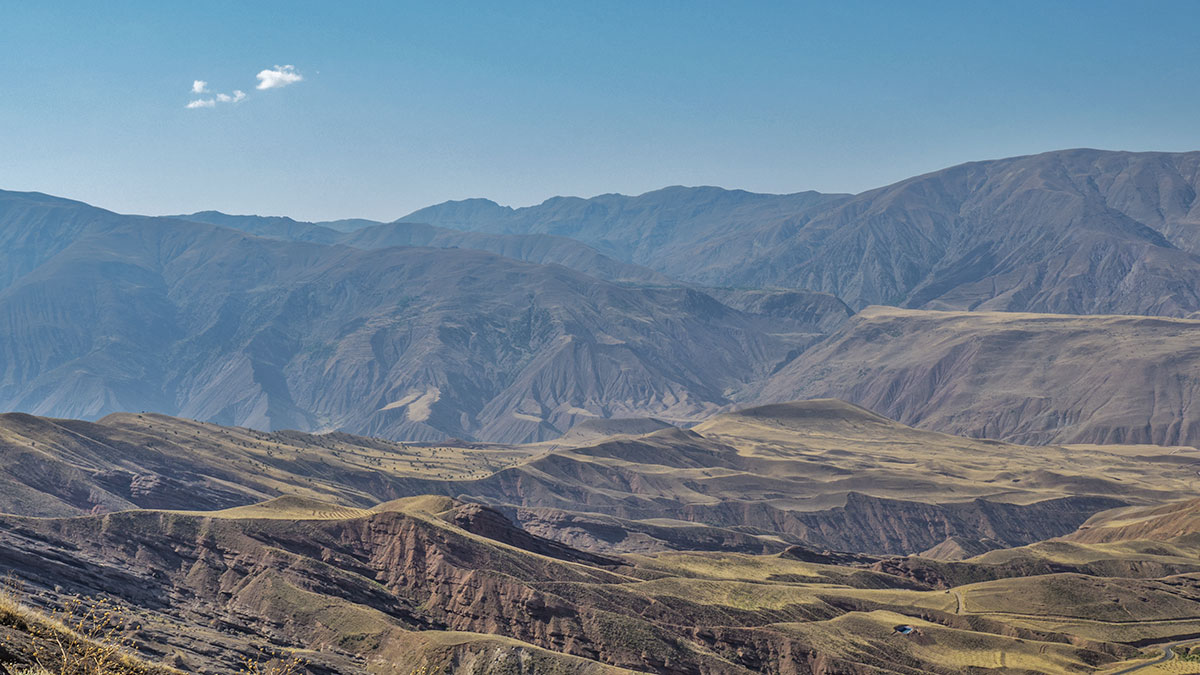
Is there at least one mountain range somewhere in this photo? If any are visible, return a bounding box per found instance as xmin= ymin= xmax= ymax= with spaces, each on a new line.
xmin=759 ymin=306 xmax=1200 ymax=447
xmin=4 ymin=148 xmax=1200 ymax=448
xmin=407 ymin=149 xmax=1200 ymax=316
xmin=2 ymin=191 xmax=848 ymax=442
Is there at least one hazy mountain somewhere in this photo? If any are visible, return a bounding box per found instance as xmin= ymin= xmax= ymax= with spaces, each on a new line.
xmin=178 ymin=210 xmax=382 ymax=238
xmin=402 ymin=186 xmax=849 ymax=263
xmin=407 ymin=150 xmax=1200 ymax=316
xmin=0 ymin=190 xmax=820 ymax=442
xmin=178 ymin=210 xmax=672 ymax=284
xmin=760 ymin=306 xmax=1200 ymax=447
xmin=8 ymin=148 xmax=1200 ymax=446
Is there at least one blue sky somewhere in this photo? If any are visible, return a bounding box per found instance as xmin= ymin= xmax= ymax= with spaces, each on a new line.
xmin=2 ymin=1 xmax=1198 ymax=221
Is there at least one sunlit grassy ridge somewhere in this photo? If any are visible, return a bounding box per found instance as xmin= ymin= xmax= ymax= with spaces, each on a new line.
xmin=9 ymin=488 xmax=1200 ymax=674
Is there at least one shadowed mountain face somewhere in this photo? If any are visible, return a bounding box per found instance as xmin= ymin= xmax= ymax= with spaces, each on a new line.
xmin=0 ymin=191 xmax=830 ymax=442
xmin=760 ymin=306 xmax=1200 ymax=447
xmin=407 ymin=150 xmax=1200 ymax=316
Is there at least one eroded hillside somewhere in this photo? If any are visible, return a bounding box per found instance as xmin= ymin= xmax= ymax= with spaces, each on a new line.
xmin=760 ymin=307 xmax=1200 ymax=447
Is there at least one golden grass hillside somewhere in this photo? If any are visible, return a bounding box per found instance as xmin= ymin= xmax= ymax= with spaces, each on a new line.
xmin=13 ymin=492 xmax=1199 ymax=674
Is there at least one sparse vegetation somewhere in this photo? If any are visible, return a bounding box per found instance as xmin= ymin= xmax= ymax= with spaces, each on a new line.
xmin=0 ymin=582 xmax=309 ymax=675
xmin=0 ymin=581 xmax=160 ymax=675
xmin=1 ymin=403 xmax=1199 ymax=674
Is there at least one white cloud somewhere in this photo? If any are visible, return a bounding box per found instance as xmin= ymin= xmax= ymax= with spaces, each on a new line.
xmin=185 ymin=98 xmax=216 ymax=109
xmin=256 ymin=65 xmax=302 ymax=90
xmin=216 ymin=90 xmax=246 ymax=103
xmin=192 ymin=80 xmax=209 ymax=94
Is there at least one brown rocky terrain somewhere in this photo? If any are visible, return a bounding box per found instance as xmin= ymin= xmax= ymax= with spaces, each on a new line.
xmin=3 ymin=402 xmax=1200 ymax=673
xmin=1 ymin=401 xmax=1188 ymax=555
xmin=0 ymin=495 xmax=1163 ymax=675
xmin=1065 ymin=498 xmax=1200 ymax=545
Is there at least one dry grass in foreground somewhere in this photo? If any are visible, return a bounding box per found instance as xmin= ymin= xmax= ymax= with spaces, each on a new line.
xmin=0 ymin=581 xmax=302 ymax=675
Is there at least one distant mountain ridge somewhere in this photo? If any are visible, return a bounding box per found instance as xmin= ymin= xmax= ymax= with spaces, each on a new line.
xmin=403 ymin=186 xmax=848 ymax=264
xmin=176 ymin=210 xmax=672 ymax=284
xmin=406 ymin=150 xmax=1200 ymax=317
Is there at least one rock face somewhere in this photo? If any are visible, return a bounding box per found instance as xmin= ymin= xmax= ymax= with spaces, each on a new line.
xmin=760 ymin=306 xmax=1200 ymax=447
xmin=0 ymin=497 xmax=1153 ymax=675
xmin=408 ymin=149 xmax=1200 ymax=317
xmin=1065 ymin=498 xmax=1200 ymax=544
xmin=0 ymin=190 xmax=823 ymax=442
xmin=0 ymin=502 xmax=855 ymax=674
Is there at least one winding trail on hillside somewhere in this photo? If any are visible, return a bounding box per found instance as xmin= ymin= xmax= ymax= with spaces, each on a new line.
xmin=1109 ymin=638 xmax=1200 ymax=674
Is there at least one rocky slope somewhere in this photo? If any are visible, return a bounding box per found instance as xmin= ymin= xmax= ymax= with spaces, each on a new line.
xmin=0 ymin=495 xmax=1152 ymax=675
xmin=1065 ymin=498 xmax=1200 ymax=545
xmin=0 ymin=498 xmax=712 ymax=673
xmin=3 ymin=404 xmax=1200 ymax=673
xmin=760 ymin=306 xmax=1200 ymax=447
xmin=0 ymin=190 xmax=829 ymax=443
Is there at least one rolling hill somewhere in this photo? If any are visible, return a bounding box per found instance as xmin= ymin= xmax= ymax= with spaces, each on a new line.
xmin=3 ymin=401 xmax=1192 ymax=557
xmin=3 ymin=404 xmax=1200 ymax=673
xmin=3 ymin=493 xmax=1157 ymax=675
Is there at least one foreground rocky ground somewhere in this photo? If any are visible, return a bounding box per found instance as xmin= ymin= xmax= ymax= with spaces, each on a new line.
xmin=2 ymin=401 xmax=1200 ymax=673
